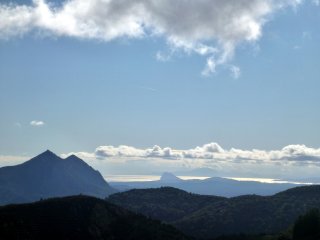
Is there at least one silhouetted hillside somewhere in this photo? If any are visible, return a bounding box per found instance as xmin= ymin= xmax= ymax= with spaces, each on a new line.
xmin=0 ymin=195 xmax=190 ymax=240
xmin=293 ymin=208 xmax=320 ymax=240
xmin=108 ymin=186 xmax=320 ymax=239
xmin=0 ymin=150 xmax=115 ymax=205
xmin=218 ymin=208 xmax=320 ymax=240
xmin=109 ymin=187 xmax=224 ymax=222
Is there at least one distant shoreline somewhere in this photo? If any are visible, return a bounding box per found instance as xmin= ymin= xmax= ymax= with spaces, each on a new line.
xmin=104 ymin=175 xmax=315 ymax=185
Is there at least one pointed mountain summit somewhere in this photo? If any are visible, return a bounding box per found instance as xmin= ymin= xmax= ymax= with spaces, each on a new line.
xmin=0 ymin=150 xmax=116 ymax=205
xmin=65 ymin=154 xmax=82 ymax=161
xmin=40 ymin=149 xmax=57 ymax=156
xmin=160 ymin=172 xmax=182 ymax=183
xmin=23 ymin=150 xmax=62 ymax=166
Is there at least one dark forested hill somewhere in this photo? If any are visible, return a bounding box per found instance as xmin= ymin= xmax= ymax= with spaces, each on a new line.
xmin=108 ymin=187 xmax=224 ymax=222
xmin=0 ymin=195 xmax=190 ymax=240
xmin=108 ymin=186 xmax=320 ymax=239
xmin=0 ymin=150 xmax=115 ymax=205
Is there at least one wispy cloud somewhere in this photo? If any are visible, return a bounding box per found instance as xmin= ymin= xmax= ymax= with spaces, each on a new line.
xmin=293 ymin=45 xmax=301 ymax=50
xmin=0 ymin=0 xmax=302 ymax=76
xmin=230 ymin=65 xmax=241 ymax=79
xmin=14 ymin=122 xmax=22 ymax=128
xmin=312 ymin=0 xmax=320 ymax=6
xmin=155 ymin=51 xmax=171 ymax=62
xmin=30 ymin=120 xmax=45 ymax=126
xmin=0 ymin=155 xmax=29 ymax=167
xmin=201 ymin=56 xmax=217 ymax=77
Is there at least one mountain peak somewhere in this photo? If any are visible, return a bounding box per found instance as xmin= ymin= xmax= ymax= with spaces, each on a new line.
xmin=0 ymin=150 xmax=115 ymax=205
xmin=65 ymin=154 xmax=89 ymax=167
xmin=160 ymin=172 xmax=182 ymax=183
xmin=65 ymin=154 xmax=81 ymax=160
xmin=35 ymin=149 xmax=58 ymax=157
xmin=42 ymin=149 xmax=56 ymax=155
xmin=19 ymin=150 xmax=62 ymax=171
xmin=30 ymin=150 xmax=61 ymax=162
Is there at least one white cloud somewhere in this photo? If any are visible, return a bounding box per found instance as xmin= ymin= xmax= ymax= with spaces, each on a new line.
xmin=0 ymin=155 xmax=29 ymax=167
xmin=60 ymin=151 xmax=95 ymax=160
xmin=0 ymin=4 xmax=34 ymax=39
xmin=66 ymin=142 xmax=320 ymax=165
xmin=202 ymin=56 xmax=217 ymax=76
xmin=95 ymin=145 xmax=145 ymax=158
xmin=30 ymin=120 xmax=45 ymax=126
xmin=0 ymin=0 xmax=302 ymax=75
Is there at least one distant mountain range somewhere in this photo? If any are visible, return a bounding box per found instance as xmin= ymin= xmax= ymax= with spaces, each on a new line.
xmin=0 ymin=195 xmax=189 ymax=240
xmin=0 ymin=150 xmax=306 ymax=206
xmin=109 ymin=172 xmax=303 ymax=197
xmin=0 ymin=150 xmax=115 ymax=205
xmin=0 ymin=149 xmax=320 ymax=239
xmin=108 ymin=185 xmax=320 ymax=239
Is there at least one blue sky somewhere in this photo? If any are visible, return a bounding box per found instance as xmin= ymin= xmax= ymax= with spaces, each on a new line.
xmin=0 ymin=0 xmax=319 ymax=177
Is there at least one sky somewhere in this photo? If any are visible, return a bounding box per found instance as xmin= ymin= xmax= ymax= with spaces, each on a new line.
xmin=0 ymin=0 xmax=319 ymax=178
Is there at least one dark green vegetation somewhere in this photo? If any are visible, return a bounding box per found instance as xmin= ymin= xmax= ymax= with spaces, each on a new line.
xmin=293 ymin=208 xmax=320 ymax=240
xmin=213 ymin=209 xmax=320 ymax=240
xmin=108 ymin=186 xmax=320 ymax=239
xmin=0 ymin=150 xmax=115 ymax=205
xmin=0 ymin=188 xmax=320 ymax=240
xmin=0 ymin=195 xmax=190 ymax=240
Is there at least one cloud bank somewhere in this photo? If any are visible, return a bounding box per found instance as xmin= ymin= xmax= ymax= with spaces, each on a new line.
xmin=64 ymin=142 xmax=320 ymax=165
xmin=0 ymin=0 xmax=302 ymax=75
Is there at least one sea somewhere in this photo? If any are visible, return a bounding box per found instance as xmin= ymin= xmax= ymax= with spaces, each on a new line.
xmin=104 ymin=175 xmax=313 ymax=184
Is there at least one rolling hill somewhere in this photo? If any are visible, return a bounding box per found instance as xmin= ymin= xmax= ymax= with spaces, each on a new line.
xmin=0 ymin=195 xmax=190 ymax=240
xmin=108 ymin=185 xmax=320 ymax=239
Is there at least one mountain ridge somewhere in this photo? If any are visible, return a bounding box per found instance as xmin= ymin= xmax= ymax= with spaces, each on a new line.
xmin=108 ymin=185 xmax=320 ymax=238
xmin=0 ymin=195 xmax=190 ymax=240
xmin=0 ymin=150 xmax=116 ymax=205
